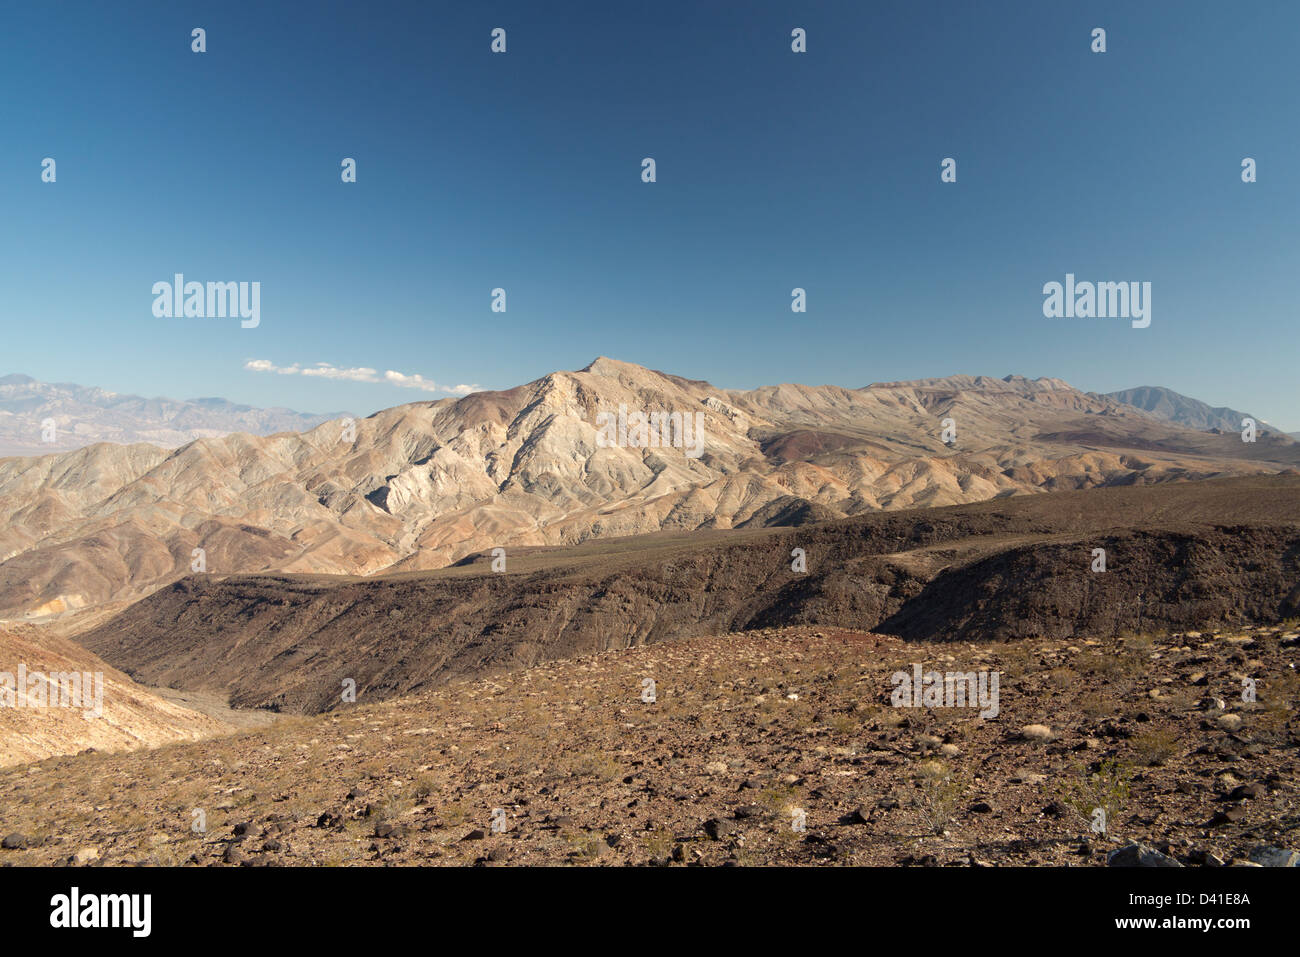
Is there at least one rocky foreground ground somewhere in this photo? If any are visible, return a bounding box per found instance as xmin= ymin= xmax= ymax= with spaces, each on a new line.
xmin=1 ymin=623 xmax=1297 ymax=866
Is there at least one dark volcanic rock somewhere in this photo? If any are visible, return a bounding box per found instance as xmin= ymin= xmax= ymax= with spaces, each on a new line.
xmin=703 ymin=818 xmax=737 ymax=841
xmin=1107 ymin=843 xmax=1183 ymax=867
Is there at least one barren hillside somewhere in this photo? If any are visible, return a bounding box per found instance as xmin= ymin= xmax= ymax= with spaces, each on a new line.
xmin=0 ymin=624 xmax=234 ymax=767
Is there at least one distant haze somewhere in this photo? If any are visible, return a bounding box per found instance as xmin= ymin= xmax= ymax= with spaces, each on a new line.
xmin=0 ymin=373 xmax=344 ymax=457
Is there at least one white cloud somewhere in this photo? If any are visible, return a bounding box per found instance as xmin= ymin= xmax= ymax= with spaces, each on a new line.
xmin=245 ymin=359 xmax=479 ymax=396
xmin=300 ymin=363 xmax=380 ymax=383
xmin=383 ymin=370 xmax=479 ymax=396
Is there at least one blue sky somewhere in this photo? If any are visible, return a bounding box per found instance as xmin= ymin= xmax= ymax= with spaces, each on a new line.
xmin=3 ymin=1 xmax=1297 ymax=427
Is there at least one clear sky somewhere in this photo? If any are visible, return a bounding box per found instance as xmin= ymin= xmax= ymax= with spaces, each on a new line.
xmin=3 ymin=1 xmax=1297 ymax=428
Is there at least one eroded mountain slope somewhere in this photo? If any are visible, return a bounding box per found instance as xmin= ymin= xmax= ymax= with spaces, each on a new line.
xmin=0 ymin=624 xmax=233 ymax=767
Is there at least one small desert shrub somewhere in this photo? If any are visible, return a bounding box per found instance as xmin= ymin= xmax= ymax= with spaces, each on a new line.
xmin=1261 ymin=668 xmax=1300 ymax=711
xmin=411 ymin=775 xmax=436 ymax=803
xmin=566 ymin=751 xmax=622 ymax=783
xmin=372 ymin=797 xmax=412 ymax=823
xmin=731 ymin=843 xmax=764 ymax=867
xmin=1078 ymin=651 xmax=1124 ymax=681
xmin=758 ymin=784 xmax=801 ymax=817
xmin=1058 ymin=758 xmax=1132 ymax=838
xmin=827 ymin=711 xmax=859 ymax=734
xmin=642 ymin=828 xmax=675 ymax=861
xmin=1254 ymin=670 xmax=1299 ymax=742
xmin=438 ymin=801 xmax=469 ymax=827
xmin=999 ymin=643 xmax=1033 ymax=679
xmin=1129 ymin=728 xmax=1179 ymax=766
xmin=1117 ymin=633 xmax=1158 ymax=668
xmin=1043 ymin=666 xmax=1076 ymax=689
xmin=1078 ymin=691 xmax=1118 ymax=719
xmin=562 ymin=829 xmax=607 ymax=860
xmin=910 ymin=760 xmax=963 ymax=835
xmin=788 ymin=703 xmax=817 ymax=732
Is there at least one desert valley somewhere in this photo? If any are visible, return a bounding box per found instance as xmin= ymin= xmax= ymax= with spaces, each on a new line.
xmin=0 ymin=359 xmax=1296 ymax=869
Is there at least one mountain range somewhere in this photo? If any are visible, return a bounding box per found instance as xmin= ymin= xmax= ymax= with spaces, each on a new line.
xmin=0 ymin=358 xmax=1295 ymax=621
xmin=1102 ymin=385 xmax=1279 ymax=435
xmin=0 ymin=373 xmax=342 ymax=457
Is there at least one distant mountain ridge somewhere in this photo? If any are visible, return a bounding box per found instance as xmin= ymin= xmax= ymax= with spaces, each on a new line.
xmin=1 ymin=357 xmax=1297 ymax=621
xmin=1103 ymin=385 xmax=1279 ymax=435
xmin=0 ymin=374 xmax=344 ymax=456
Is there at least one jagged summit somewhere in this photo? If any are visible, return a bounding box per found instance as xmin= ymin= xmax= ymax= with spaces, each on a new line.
xmin=580 ymin=356 xmax=635 ymax=375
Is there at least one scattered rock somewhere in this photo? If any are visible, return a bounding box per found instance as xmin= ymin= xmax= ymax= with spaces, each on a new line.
xmin=703 ymin=817 xmax=736 ymax=840
xmin=222 ymin=844 xmax=247 ymax=865
xmin=1011 ymin=772 xmax=1048 ymax=785
xmin=1227 ymin=783 xmax=1264 ymax=801
xmin=1 ymin=618 xmax=1294 ymax=868
xmin=1247 ymin=845 xmax=1299 ymax=867
xmin=1208 ymin=806 xmax=1248 ymax=826
xmin=1107 ymin=843 xmax=1183 ymax=867
xmin=70 ymin=846 xmax=100 ymax=866
xmin=1215 ymin=713 xmax=1244 ymax=732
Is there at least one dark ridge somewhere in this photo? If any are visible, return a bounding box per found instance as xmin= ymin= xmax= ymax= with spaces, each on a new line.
xmin=77 ymin=474 xmax=1300 ymax=716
